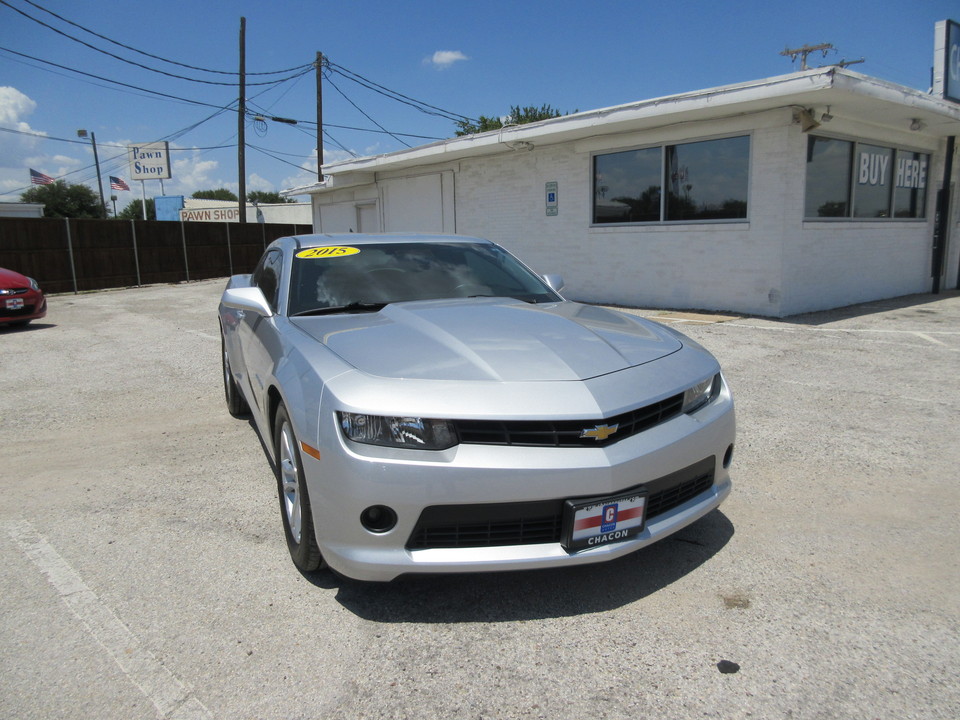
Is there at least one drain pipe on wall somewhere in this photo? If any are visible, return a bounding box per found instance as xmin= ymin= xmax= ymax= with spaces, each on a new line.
xmin=932 ymin=135 xmax=955 ymax=293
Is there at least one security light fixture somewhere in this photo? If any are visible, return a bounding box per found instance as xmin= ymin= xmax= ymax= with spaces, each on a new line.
xmin=794 ymin=108 xmax=820 ymax=132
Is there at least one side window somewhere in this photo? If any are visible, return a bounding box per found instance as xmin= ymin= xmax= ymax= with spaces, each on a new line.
xmin=252 ymin=249 xmax=283 ymax=312
xmin=804 ymin=136 xmax=929 ymax=219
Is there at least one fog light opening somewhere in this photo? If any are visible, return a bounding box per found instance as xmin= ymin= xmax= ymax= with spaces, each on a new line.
xmin=360 ymin=505 xmax=397 ymax=534
xmin=723 ymin=444 xmax=734 ymax=469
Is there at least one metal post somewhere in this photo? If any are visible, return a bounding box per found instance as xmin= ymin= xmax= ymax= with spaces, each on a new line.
xmin=130 ymin=219 xmax=141 ymax=287
xmin=180 ymin=220 xmax=190 ymax=282
xmin=64 ymin=218 xmax=77 ymax=294
xmin=238 ymin=17 xmax=247 ymax=223
xmin=226 ymin=223 xmax=233 ymax=276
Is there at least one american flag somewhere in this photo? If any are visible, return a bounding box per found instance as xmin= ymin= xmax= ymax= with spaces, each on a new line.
xmin=30 ymin=169 xmax=55 ymax=185
xmin=110 ymin=176 xmax=131 ymax=191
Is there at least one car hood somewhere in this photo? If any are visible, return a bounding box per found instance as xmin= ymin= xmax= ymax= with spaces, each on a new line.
xmin=292 ymin=298 xmax=682 ymax=382
xmin=0 ymin=267 xmax=31 ymax=289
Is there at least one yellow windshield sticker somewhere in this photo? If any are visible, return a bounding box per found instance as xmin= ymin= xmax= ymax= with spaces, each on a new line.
xmin=296 ymin=246 xmax=360 ymax=259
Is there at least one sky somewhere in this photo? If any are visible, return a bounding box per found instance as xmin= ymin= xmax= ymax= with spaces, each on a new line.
xmin=0 ymin=0 xmax=955 ymax=208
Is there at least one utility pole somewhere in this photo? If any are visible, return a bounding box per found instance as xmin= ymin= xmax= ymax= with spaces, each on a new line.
xmin=77 ymin=129 xmax=106 ymax=218
xmin=238 ymin=17 xmax=247 ymax=223
xmin=316 ymin=51 xmax=324 ymax=180
xmin=781 ymin=43 xmax=834 ymax=70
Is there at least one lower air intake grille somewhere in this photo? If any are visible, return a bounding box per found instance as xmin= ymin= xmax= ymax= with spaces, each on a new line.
xmin=406 ymin=458 xmax=715 ymax=550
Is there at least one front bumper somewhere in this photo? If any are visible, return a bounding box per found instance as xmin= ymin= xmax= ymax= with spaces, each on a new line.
xmin=303 ymin=384 xmax=735 ymax=582
xmin=0 ymin=290 xmax=46 ymax=324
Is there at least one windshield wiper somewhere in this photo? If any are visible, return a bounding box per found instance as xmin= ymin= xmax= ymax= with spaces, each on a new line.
xmin=292 ymin=301 xmax=387 ymax=317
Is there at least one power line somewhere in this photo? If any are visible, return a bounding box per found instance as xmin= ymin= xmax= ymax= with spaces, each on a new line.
xmin=0 ymin=0 xmax=314 ymax=87
xmin=322 ymin=130 xmax=357 ymax=158
xmin=1 ymin=104 xmax=243 ymax=199
xmin=0 ymin=124 xmax=234 ymax=150
xmin=326 ymin=60 xmax=475 ymax=123
xmin=15 ymin=0 xmax=312 ymax=77
xmin=244 ymin=100 xmax=444 ymax=141
xmin=1 ymin=6 xmax=476 ymax=192
xmin=248 ymin=143 xmax=316 ymax=172
xmin=0 ymin=45 xmax=238 ymax=110
xmin=242 ymin=143 xmax=316 ymax=159
xmin=309 ymin=74 xmax=409 ymax=147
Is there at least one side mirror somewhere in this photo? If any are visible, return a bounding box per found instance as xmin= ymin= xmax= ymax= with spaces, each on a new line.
xmin=541 ymin=273 xmax=565 ymax=293
xmin=222 ymin=286 xmax=274 ymax=317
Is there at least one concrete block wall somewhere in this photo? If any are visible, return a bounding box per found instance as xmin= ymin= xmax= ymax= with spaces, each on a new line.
xmin=456 ymin=143 xmax=589 ymax=282
xmin=457 ymin=113 xmax=791 ymax=316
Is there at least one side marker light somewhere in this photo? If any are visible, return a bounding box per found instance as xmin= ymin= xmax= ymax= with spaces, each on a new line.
xmin=300 ymin=441 xmax=321 ymax=461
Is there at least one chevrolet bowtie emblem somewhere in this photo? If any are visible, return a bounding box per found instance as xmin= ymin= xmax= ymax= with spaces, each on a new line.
xmin=580 ymin=424 xmax=620 ymax=441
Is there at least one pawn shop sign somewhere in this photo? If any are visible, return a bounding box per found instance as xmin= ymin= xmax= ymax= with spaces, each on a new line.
xmin=127 ymin=142 xmax=172 ymax=180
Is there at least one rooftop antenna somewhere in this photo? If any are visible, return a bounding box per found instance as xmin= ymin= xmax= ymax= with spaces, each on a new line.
xmin=781 ymin=43 xmax=834 ymax=70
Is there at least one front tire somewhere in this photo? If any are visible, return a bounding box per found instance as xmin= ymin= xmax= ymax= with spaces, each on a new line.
xmin=221 ymin=331 xmax=249 ymax=417
xmin=274 ymin=402 xmax=324 ymax=572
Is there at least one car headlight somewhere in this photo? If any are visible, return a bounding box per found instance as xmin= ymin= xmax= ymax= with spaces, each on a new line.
xmin=682 ymin=373 xmax=721 ymax=414
xmin=27 ymin=277 xmax=40 ymax=291
xmin=338 ymin=413 xmax=458 ymax=450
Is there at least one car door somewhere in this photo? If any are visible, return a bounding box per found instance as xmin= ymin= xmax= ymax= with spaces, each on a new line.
xmin=236 ymin=248 xmax=284 ymax=416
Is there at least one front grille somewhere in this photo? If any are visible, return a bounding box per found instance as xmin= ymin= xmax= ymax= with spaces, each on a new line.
xmin=406 ymin=458 xmax=715 ymax=550
xmin=453 ymin=393 xmax=684 ymax=448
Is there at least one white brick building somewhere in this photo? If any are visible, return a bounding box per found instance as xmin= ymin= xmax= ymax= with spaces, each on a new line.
xmin=288 ymin=68 xmax=960 ymax=317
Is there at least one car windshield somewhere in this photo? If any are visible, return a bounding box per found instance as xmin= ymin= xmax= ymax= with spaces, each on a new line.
xmin=287 ymin=241 xmax=560 ymax=316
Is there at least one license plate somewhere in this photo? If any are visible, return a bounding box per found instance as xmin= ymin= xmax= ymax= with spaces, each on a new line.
xmin=562 ymin=489 xmax=647 ymax=552
xmin=5 ymin=298 xmax=24 ymax=310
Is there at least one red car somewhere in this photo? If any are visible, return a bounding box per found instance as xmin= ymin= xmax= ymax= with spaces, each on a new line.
xmin=0 ymin=267 xmax=47 ymax=327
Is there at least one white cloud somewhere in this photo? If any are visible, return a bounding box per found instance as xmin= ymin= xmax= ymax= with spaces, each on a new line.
xmin=0 ymin=86 xmax=37 ymax=126
xmin=0 ymin=87 xmax=49 ymax=200
xmin=170 ymin=154 xmax=221 ymax=194
xmin=246 ymin=173 xmax=274 ymax=192
xmin=424 ymin=50 xmax=468 ymax=69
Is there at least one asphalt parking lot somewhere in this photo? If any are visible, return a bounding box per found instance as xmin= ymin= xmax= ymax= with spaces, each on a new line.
xmin=2 ymin=280 xmax=959 ymax=720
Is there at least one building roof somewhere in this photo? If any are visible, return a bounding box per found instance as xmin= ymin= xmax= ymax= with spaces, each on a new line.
xmin=286 ymin=67 xmax=960 ymax=196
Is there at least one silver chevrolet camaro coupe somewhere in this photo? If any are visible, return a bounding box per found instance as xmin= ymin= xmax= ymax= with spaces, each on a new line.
xmin=219 ymin=233 xmax=735 ymax=582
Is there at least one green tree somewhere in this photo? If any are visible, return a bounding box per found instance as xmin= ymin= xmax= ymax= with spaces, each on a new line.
xmin=20 ymin=181 xmax=103 ymax=218
xmin=247 ymin=190 xmax=295 ymax=204
xmin=192 ymin=188 xmax=238 ymax=202
xmin=117 ymin=198 xmax=156 ymax=220
xmin=454 ymin=104 xmax=569 ymax=136
xmin=454 ymin=114 xmax=507 ymax=136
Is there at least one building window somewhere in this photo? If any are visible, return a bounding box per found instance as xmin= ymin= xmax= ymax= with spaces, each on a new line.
xmin=666 ymin=136 xmax=750 ymax=221
xmin=893 ymin=151 xmax=930 ymax=218
xmin=805 ymin=137 xmax=853 ymax=217
xmin=594 ymin=147 xmax=661 ymax=223
xmin=854 ymin=144 xmax=895 ymax=218
xmin=593 ymin=136 xmax=749 ymax=224
xmin=805 ymin=136 xmax=928 ymax=219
